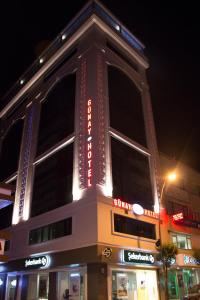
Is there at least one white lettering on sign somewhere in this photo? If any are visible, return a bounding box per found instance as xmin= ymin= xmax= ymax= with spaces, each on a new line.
xmin=184 ymin=255 xmax=198 ymax=265
xmin=25 ymin=255 xmax=51 ymax=269
xmin=113 ymin=199 xmax=158 ymax=218
xmin=113 ymin=198 xmax=133 ymax=211
xmin=87 ymin=99 xmax=92 ymax=187
xmin=127 ymin=252 xmax=155 ymax=263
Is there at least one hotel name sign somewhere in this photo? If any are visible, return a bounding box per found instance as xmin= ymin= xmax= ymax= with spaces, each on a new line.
xmin=113 ymin=198 xmax=158 ymax=219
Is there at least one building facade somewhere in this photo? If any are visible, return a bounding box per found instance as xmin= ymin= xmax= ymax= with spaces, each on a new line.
xmin=0 ymin=1 xmax=200 ymax=300
xmin=159 ymin=155 xmax=200 ymax=300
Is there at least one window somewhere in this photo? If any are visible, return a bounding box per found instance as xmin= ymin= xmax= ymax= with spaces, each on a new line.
xmin=32 ymin=73 xmax=76 ymax=217
xmin=0 ymin=120 xmax=24 ymax=181
xmin=31 ymin=143 xmax=73 ymax=217
xmin=114 ymin=214 xmax=156 ymax=240
xmin=112 ymin=269 xmax=159 ymax=300
xmin=111 ymin=138 xmax=153 ymax=210
xmin=108 ymin=66 xmax=146 ymax=146
xmin=171 ymin=233 xmax=192 ymax=249
xmin=29 ymin=217 xmax=72 ymax=245
xmin=27 ymin=274 xmax=49 ymax=300
xmin=37 ymin=73 xmax=76 ymax=156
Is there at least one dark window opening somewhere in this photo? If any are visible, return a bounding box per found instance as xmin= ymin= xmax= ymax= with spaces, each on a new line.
xmin=0 ymin=204 xmax=13 ymax=230
xmin=111 ymin=138 xmax=154 ymax=210
xmin=37 ymin=73 xmax=76 ymax=156
xmin=0 ymin=120 xmax=24 ymax=181
xmin=108 ymin=66 xmax=146 ymax=146
xmin=4 ymin=240 xmax=10 ymax=251
xmin=29 ymin=217 xmax=72 ymax=245
xmin=114 ymin=213 xmax=156 ymax=240
xmin=31 ymin=143 xmax=73 ymax=217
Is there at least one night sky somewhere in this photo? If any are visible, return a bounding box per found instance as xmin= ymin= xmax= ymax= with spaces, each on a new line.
xmin=0 ymin=1 xmax=199 ymax=171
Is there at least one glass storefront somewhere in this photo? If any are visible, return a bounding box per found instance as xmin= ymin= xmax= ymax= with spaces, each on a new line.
xmin=57 ymin=271 xmax=84 ymax=300
xmin=168 ymin=269 xmax=200 ymax=300
xmin=5 ymin=267 xmax=86 ymax=300
xmin=27 ymin=273 xmax=49 ymax=300
xmin=111 ymin=268 xmax=159 ymax=300
xmin=5 ymin=276 xmax=18 ymax=300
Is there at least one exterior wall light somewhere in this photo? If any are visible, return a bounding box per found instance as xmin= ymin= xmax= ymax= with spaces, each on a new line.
xmin=39 ymin=58 xmax=44 ymax=64
xmin=61 ymin=34 xmax=67 ymax=40
xmin=20 ymin=79 xmax=25 ymax=85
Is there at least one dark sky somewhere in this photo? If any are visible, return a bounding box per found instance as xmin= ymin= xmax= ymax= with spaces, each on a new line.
xmin=0 ymin=1 xmax=199 ymax=171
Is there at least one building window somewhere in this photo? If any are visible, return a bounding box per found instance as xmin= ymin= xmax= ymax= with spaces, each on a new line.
xmin=31 ymin=142 xmax=73 ymax=217
xmin=0 ymin=119 xmax=24 ymax=181
xmin=27 ymin=274 xmax=49 ymax=300
xmin=29 ymin=217 xmax=72 ymax=245
xmin=108 ymin=66 xmax=146 ymax=147
xmin=114 ymin=214 xmax=156 ymax=240
xmin=111 ymin=269 xmax=159 ymax=300
xmin=111 ymin=138 xmax=154 ymax=210
xmin=171 ymin=233 xmax=192 ymax=249
xmin=37 ymin=73 xmax=76 ymax=156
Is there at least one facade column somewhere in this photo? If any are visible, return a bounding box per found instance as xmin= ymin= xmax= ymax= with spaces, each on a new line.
xmin=87 ymin=263 xmax=108 ymax=300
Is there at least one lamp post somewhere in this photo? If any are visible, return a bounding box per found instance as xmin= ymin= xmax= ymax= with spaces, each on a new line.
xmin=157 ymin=171 xmax=177 ymax=300
xmin=158 ymin=171 xmax=177 ymax=246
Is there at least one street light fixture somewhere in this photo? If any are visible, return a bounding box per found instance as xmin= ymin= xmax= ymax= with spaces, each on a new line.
xmin=157 ymin=171 xmax=177 ymax=300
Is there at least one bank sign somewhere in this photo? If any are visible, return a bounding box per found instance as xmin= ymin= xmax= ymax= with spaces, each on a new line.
xmin=24 ymin=255 xmax=51 ymax=269
xmin=123 ymin=250 xmax=155 ymax=265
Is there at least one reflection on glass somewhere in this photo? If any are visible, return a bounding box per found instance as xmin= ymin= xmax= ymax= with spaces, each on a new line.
xmin=112 ymin=269 xmax=159 ymax=300
xmin=6 ymin=276 xmax=17 ymax=300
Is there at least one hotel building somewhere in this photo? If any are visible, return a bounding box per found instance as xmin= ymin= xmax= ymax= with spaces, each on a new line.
xmin=0 ymin=1 xmax=200 ymax=300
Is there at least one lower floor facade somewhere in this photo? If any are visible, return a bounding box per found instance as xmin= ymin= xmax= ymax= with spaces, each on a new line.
xmin=0 ymin=245 xmax=200 ymax=300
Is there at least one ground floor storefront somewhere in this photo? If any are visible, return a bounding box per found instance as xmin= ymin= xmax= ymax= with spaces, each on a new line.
xmin=167 ymin=254 xmax=200 ymax=300
xmin=0 ymin=246 xmax=160 ymax=300
xmin=168 ymin=268 xmax=200 ymax=299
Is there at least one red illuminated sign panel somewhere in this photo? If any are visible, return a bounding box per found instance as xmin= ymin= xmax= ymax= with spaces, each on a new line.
xmin=87 ymin=99 xmax=92 ymax=187
xmin=172 ymin=212 xmax=184 ymax=221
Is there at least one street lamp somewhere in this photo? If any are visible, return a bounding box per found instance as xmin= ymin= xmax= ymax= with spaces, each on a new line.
xmin=157 ymin=171 xmax=177 ymax=300
xmin=158 ymin=171 xmax=177 ymax=246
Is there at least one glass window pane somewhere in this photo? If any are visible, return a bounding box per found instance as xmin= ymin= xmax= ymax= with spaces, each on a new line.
xmin=177 ymin=235 xmax=187 ymax=249
xmin=172 ymin=236 xmax=177 ymax=245
xmin=32 ymin=144 xmax=73 ymax=217
xmin=111 ymin=138 xmax=153 ymax=210
xmin=27 ymin=274 xmax=38 ymax=300
xmin=187 ymin=237 xmax=192 ymax=249
xmin=38 ymin=274 xmax=49 ymax=299
xmin=108 ymin=66 xmax=146 ymax=146
xmin=0 ymin=120 xmax=24 ymax=181
xmin=6 ymin=276 xmax=17 ymax=300
xmin=37 ymin=74 xmax=76 ymax=155
xmin=112 ymin=269 xmax=159 ymax=300
xmin=114 ymin=214 xmax=156 ymax=239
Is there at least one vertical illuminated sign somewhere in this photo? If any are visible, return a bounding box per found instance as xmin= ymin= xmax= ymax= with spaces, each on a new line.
xmin=87 ymin=99 xmax=92 ymax=187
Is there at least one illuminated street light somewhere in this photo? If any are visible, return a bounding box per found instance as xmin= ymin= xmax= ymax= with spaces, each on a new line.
xmin=157 ymin=171 xmax=177 ymax=299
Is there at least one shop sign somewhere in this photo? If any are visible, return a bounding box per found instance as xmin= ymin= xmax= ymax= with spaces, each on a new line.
xmin=113 ymin=199 xmax=158 ymax=218
xmin=0 ymin=240 xmax=5 ymax=255
xmin=176 ymin=254 xmax=198 ymax=266
xmin=123 ymin=250 xmax=155 ymax=265
xmin=172 ymin=212 xmax=200 ymax=229
xmin=24 ymin=255 xmax=51 ymax=269
xmin=102 ymin=247 xmax=112 ymax=258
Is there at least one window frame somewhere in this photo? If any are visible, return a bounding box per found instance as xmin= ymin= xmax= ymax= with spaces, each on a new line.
xmin=171 ymin=232 xmax=192 ymax=250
